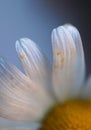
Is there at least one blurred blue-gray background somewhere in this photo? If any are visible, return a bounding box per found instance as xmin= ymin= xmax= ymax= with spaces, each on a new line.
xmin=0 ymin=0 xmax=91 ymax=75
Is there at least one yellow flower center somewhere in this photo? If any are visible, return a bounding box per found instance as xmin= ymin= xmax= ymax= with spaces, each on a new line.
xmin=40 ymin=99 xmax=91 ymax=130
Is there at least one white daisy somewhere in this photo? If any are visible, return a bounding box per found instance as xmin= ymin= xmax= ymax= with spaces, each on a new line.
xmin=0 ymin=24 xmax=90 ymax=129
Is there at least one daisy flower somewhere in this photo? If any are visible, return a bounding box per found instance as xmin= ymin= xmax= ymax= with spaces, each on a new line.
xmin=0 ymin=24 xmax=91 ymax=129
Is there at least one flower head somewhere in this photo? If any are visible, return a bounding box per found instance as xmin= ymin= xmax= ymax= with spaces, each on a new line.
xmin=0 ymin=24 xmax=90 ymax=129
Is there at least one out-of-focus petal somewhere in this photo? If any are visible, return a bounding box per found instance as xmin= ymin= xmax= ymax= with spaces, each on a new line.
xmin=15 ymin=38 xmax=54 ymax=97
xmin=64 ymin=24 xmax=85 ymax=89
xmin=52 ymin=25 xmax=85 ymax=102
xmin=0 ymin=58 xmax=54 ymax=122
xmin=0 ymin=118 xmax=40 ymax=130
xmin=80 ymin=76 xmax=91 ymax=99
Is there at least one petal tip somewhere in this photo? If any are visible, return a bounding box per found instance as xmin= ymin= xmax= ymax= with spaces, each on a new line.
xmin=63 ymin=23 xmax=79 ymax=33
xmin=16 ymin=38 xmax=37 ymax=51
xmin=15 ymin=38 xmax=29 ymax=48
xmin=15 ymin=39 xmax=20 ymax=51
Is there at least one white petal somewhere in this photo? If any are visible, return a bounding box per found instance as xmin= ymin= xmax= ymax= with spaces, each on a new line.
xmin=64 ymin=24 xmax=85 ymax=88
xmin=0 ymin=128 xmax=36 ymax=130
xmin=0 ymin=128 xmax=37 ymax=130
xmin=80 ymin=76 xmax=91 ymax=99
xmin=15 ymin=38 xmax=54 ymax=98
xmin=0 ymin=58 xmax=54 ymax=122
xmin=0 ymin=118 xmax=40 ymax=130
xmin=52 ymin=25 xmax=85 ymax=102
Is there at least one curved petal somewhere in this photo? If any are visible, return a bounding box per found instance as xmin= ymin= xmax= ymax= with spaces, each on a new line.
xmin=0 ymin=118 xmax=40 ymax=130
xmin=15 ymin=38 xmax=54 ymax=98
xmin=0 ymin=58 xmax=54 ymax=122
xmin=52 ymin=25 xmax=85 ymax=102
xmin=64 ymin=24 xmax=85 ymax=88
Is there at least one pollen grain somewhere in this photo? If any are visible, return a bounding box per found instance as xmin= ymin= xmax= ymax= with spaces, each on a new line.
xmin=56 ymin=51 xmax=61 ymax=56
xmin=20 ymin=54 xmax=25 ymax=60
xmin=61 ymin=57 xmax=64 ymax=63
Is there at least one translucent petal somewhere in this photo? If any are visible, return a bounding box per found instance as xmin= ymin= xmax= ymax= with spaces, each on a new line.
xmin=0 ymin=58 xmax=54 ymax=122
xmin=52 ymin=25 xmax=85 ymax=102
xmin=80 ymin=76 xmax=91 ymax=99
xmin=15 ymin=38 xmax=54 ymax=98
xmin=0 ymin=128 xmax=37 ymax=130
xmin=0 ymin=118 xmax=40 ymax=130
xmin=64 ymin=24 xmax=85 ymax=89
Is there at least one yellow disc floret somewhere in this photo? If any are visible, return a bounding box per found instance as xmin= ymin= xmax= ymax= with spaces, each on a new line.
xmin=40 ymin=99 xmax=91 ymax=130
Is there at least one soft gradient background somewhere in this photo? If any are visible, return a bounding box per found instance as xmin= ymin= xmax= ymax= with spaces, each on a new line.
xmin=0 ymin=0 xmax=91 ymax=76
